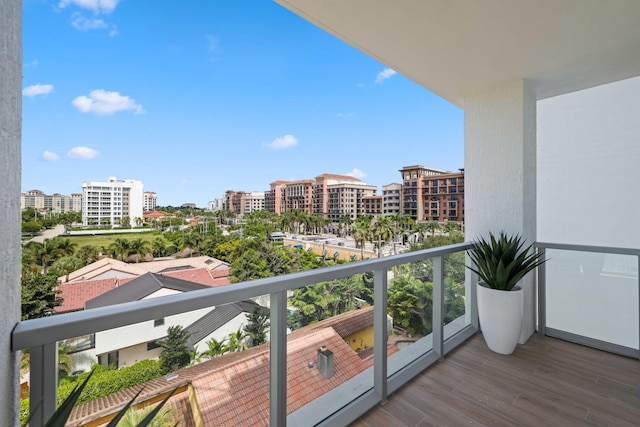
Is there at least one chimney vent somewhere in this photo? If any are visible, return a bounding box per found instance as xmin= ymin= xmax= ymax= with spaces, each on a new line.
xmin=317 ymin=346 xmax=334 ymax=379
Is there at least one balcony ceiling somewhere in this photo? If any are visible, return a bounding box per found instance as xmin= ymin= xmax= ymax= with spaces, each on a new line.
xmin=275 ymin=0 xmax=640 ymax=106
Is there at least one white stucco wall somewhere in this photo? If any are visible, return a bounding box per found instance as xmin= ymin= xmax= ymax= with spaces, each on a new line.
xmin=1 ymin=0 xmax=21 ymax=423
xmin=95 ymin=306 xmax=212 ymax=355
xmin=464 ymin=80 xmax=537 ymax=343
xmin=538 ymin=77 xmax=640 ymax=349
xmin=538 ymin=76 xmax=640 ymax=248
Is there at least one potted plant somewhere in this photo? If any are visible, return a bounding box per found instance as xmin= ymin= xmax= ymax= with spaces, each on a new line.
xmin=466 ymin=232 xmax=545 ymax=355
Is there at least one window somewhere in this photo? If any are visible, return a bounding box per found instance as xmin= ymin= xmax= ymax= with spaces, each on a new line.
xmin=147 ymin=341 xmax=161 ymax=351
xmin=154 ymin=318 xmax=165 ymax=327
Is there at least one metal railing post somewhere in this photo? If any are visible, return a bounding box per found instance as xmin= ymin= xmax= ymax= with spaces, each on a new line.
xmin=537 ymin=248 xmax=547 ymax=336
xmin=29 ymin=342 xmax=57 ymax=427
xmin=270 ymin=291 xmax=287 ymax=427
xmin=433 ymin=256 xmax=444 ymax=359
xmin=373 ymin=268 xmax=388 ymax=404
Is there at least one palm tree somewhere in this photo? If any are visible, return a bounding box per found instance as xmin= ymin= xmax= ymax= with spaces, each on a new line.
xmin=425 ymin=220 xmax=441 ymax=237
xmin=372 ymin=215 xmax=394 ymax=257
xmin=75 ymin=244 xmax=99 ymax=264
xmin=108 ymin=238 xmax=130 ymax=261
xmin=443 ymin=221 xmax=461 ymax=235
xmin=151 ymin=237 xmax=168 ymax=258
xmin=414 ymin=222 xmax=429 ymax=243
xmin=128 ymin=238 xmax=150 ymax=263
xmin=51 ymin=256 xmax=85 ymax=282
xmin=118 ymin=405 xmax=175 ymax=427
xmin=201 ymin=337 xmax=227 ymax=359
xmin=337 ymin=214 xmax=353 ymax=237
xmin=227 ymin=327 xmax=248 ymax=352
xmin=52 ymin=237 xmax=77 ymax=257
xmin=352 ymin=215 xmax=373 ymax=260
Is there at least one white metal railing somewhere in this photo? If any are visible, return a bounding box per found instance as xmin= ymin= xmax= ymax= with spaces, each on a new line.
xmin=12 ymin=242 xmax=474 ymax=427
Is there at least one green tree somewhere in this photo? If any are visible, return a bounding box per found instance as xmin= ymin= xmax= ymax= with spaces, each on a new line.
xmin=372 ymin=215 xmax=394 ymax=256
xmin=22 ymin=221 xmax=43 ymax=233
xmin=108 ymin=238 xmax=130 ymax=261
xmin=443 ymin=221 xmax=461 ymax=235
xmin=50 ymin=256 xmax=85 ymax=282
xmin=244 ymin=306 xmax=270 ymax=347
xmin=226 ymin=327 xmax=247 ymax=352
xmin=387 ymin=275 xmax=433 ymax=336
xmin=128 ymin=237 xmax=150 ymax=263
xmin=159 ymin=325 xmax=191 ymax=374
xmin=201 ymin=337 xmax=227 ymax=359
xmin=21 ymin=274 xmax=62 ymax=320
xmin=75 ymin=244 xmax=100 ymax=264
xmin=425 ymin=220 xmax=441 ymax=237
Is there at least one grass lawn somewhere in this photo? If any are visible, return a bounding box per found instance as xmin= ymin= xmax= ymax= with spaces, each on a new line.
xmin=66 ymin=231 xmax=164 ymax=249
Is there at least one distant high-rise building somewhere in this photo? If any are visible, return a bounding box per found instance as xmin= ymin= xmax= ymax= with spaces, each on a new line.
xmin=82 ymin=177 xmax=144 ymax=227
xmin=144 ymin=191 xmax=157 ymax=211
xmin=207 ymin=198 xmax=225 ymax=211
xmin=382 ymin=183 xmax=402 ymax=216
xmin=225 ymin=190 xmax=266 ymax=217
xmin=264 ymin=174 xmax=377 ymax=223
xmin=21 ymin=189 xmax=81 ymax=214
xmin=400 ymin=165 xmax=464 ymax=223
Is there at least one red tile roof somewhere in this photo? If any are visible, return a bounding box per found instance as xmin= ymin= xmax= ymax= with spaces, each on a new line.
xmin=57 ymin=270 xmax=230 ymax=314
xmin=55 ymin=278 xmax=135 ymax=313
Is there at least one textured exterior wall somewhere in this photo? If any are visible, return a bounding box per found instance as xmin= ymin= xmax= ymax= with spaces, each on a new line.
xmin=464 ymin=80 xmax=537 ymax=343
xmin=538 ymin=76 xmax=640 ymax=248
xmin=0 ymin=0 xmax=21 ymax=423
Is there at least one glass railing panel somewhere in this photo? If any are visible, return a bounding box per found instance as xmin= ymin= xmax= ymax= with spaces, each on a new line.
xmin=285 ymin=271 xmax=376 ymax=416
xmin=545 ymin=249 xmax=639 ymax=349
xmin=443 ymin=252 xmax=468 ymax=337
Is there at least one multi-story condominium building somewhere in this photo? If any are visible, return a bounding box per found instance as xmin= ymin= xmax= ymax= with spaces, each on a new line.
xmin=21 ymin=190 xmax=81 ymax=214
xmin=382 ymin=183 xmax=402 ymax=216
xmin=225 ymin=190 xmax=266 ymax=217
xmin=82 ymin=177 xmax=144 ymax=227
xmin=143 ymin=191 xmax=157 ymax=211
xmin=266 ymin=180 xmax=314 ymax=214
xmin=400 ymin=165 xmax=464 ymax=223
xmin=71 ymin=193 xmax=82 ymax=213
xmin=245 ymin=191 xmax=266 ymax=213
xmin=362 ymin=195 xmax=382 ymax=217
xmin=324 ymin=180 xmax=378 ymax=222
xmin=207 ymin=198 xmax=225 ymax=211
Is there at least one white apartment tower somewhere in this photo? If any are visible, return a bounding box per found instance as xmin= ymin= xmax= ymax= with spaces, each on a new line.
xmin=144 ymin=191 xmax=158 ymax=211
xmin=82 ymin=177 xmax=144 ymax=227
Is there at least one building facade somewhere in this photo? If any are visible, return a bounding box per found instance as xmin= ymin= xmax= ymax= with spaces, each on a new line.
xmin=400 ymin=165 xmax=464 ymax=223
xmin=143 ymin=191 xmax=157 ymax=211
xmin=82 ymin=177 xmax=144 ymax=227
xmin=225 ymin=190 xmax=266 ymax=217
xmin=382 ymin=183 xmax=402 ymax=216
xmin=21 ymin=190 xmax=81 ymax=214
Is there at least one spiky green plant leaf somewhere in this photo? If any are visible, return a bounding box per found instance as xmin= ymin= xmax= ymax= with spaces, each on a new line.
xmin=467 ymin=232 xmax=546 ymax=291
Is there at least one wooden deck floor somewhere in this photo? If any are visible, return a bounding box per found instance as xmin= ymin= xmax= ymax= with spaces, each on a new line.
xmin=352 ymin=333 xmax=640 ymax=427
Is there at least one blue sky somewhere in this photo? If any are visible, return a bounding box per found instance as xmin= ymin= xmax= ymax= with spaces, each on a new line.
xmin=22 ymin=0 xmax=463 ymax=208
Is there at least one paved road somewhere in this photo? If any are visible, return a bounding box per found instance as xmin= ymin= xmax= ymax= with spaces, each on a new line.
xmin=26 ymin=224 xmax=65 ymax=244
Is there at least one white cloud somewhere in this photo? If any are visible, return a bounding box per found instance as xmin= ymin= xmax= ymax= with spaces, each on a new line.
xmin=23 ymin=84 xmax=54 ymax=97
xmin=347 ymin=168 xmax=366 ymax=180
xmin=42 ymin=151 xmax=60 ymax=161
xmin=72 ymin=90 xmax=145 ymax=116
xmin=71 ymin=16 xmax=108 ymax=31
xmin=375 ymin=68 xmax=397 ymax=84
xmin=265 ymin=134 xmax=298 ymax=150
xmin=68 ymin=146 xmax=100 ymax=159
xmin=24 ymin=59 xmax=39 ymax=68
xmin=59 ymin=0 xmax=121 ymax=14
xmin=337 ymin=112 xmax=355 ymax=118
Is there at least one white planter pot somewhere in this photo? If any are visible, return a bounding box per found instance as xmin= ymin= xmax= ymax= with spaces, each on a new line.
xmin=476 ymin=282 xmax=524 ymax=355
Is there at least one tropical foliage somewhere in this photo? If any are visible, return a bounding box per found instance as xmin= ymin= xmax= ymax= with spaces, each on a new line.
xmin=159 ymin=325 xmax=191 ymax=374
xmin=467 ymin=232 xmax=545 ymax=291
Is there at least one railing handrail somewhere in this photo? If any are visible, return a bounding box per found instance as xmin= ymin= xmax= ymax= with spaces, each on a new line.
xmin=11 ymin=241 xmax=471 ymax=351
xmin=535 ymin=241 xmax=640 ymax=256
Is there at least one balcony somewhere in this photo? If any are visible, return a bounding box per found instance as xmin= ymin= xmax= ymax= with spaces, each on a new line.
xmin=11 ymin=242 xmax=640 ymax=426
